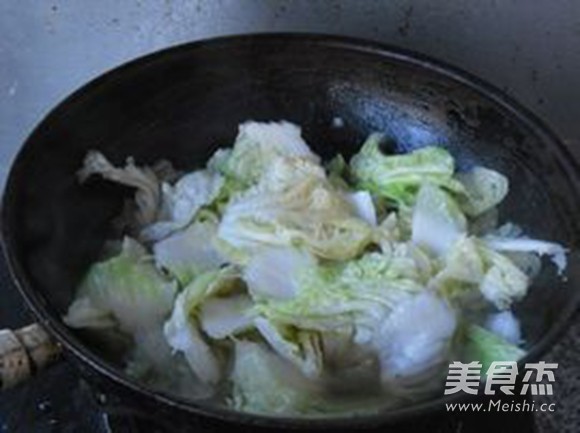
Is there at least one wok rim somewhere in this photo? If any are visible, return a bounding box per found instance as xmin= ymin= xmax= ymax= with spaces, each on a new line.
xmin=2 ymin=32 xmax=580 ymax=429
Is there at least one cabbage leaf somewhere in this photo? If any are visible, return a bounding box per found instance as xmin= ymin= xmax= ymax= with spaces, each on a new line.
xmin=163 ymin=267 xmax=241 ymax=384
xmin=153 ymin=216 xmax=227 ymax=285
xmin=463 ymin=324 xmax=526 ymax=373
xmin=218 ymin=157 xmax=372 ymax=261
xmin=64 ymin=237 xmax=177 ymax=334
xmin=350 ymin=135 xmax=465 ymax=205
xmin=222 ymin=121 xmax=320 ymax=186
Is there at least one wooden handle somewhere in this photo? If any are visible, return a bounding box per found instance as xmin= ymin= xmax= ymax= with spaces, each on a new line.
xmin=0 ymin=323 xmax=62 ymax=389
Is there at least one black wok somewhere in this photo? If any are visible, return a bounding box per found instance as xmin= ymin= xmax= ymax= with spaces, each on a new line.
xmin=2 ymin=34 xmax=580 ymax=430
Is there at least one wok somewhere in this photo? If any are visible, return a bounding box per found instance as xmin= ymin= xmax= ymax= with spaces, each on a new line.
xmin=1 ymin=34 xmax=580 ymax=430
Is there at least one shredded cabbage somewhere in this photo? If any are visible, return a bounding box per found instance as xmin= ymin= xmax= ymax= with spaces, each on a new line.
xmin=463 ymin=324 xmax=526 ymax=373
xmin=456 ymin=166 xmax=508 ymax=217
xmin=229 ymin=340 xmax=321 ymax=415
xmin=152 ymin=216 xmax=227 ymax=285
xmin=350 ymin=134 xmax=465 ymax=205
xmin=78 ymin=151 xmax=161 ymax=229
xmin=485 ymin=310 xmax=522 ymax=345
xmin=222 ymin=121 xmax=319 ymax=186
xmin=217 ymin=157 xmax=373 ymax=261
xmin=375 ymin=291 xmax=457 ymax=382
xmin=67 ymin=120 xmax=568 ymax=417
xmin=411 ymin=183 xmax=467 ymax=256
xmin=141 ymin=169 xmax=224 ymax=241
xmin=64 ymin=237 xmax=177 ymax=334
xmin=163 ymin=267 xmax=242 ymax=384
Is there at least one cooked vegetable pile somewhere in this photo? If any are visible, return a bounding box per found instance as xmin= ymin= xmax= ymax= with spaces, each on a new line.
xmin=64 ymin=121 xmax=567 ymax=416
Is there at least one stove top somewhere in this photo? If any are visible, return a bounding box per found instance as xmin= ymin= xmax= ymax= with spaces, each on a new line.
xmin=0 ymin=256 xmax=537 ymax=433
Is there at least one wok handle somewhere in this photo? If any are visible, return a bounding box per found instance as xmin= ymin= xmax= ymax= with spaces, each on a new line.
xmin=0 ymin=323 xmax=62 ymax=389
